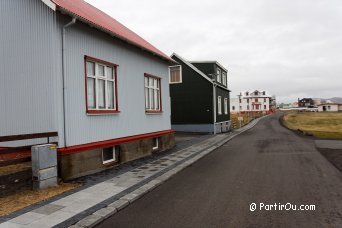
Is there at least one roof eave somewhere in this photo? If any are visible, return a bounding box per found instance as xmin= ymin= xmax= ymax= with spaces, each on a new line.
xmin=56 ymin=6 xmax=175 ymax=64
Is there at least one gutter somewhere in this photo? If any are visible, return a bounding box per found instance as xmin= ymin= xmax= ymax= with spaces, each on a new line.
xmin=62 ymin=17 xmax=77 ymax=147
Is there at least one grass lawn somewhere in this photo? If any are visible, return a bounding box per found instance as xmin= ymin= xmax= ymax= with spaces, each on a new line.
xmin=283 ymin=112 xmax=342 ymax=139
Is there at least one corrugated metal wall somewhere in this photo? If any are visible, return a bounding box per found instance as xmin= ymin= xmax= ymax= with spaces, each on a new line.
xmin=62 ymin=19 xmax=171 ymax=147
xmin=1 ymin=0 xmax=172 ymax=147
xmin=0 ymin=0 xmax=61 ymax=146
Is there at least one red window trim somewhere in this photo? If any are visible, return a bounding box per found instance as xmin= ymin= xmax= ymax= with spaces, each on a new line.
xmin=58 ymin=129 xmax=175 ymax=156
xmin=144 ymin=73 xmax=163 ymax=113
xmin=84 ymin=56 xmax=119 ymax=115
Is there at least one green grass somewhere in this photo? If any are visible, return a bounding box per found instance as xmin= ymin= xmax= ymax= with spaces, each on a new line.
xmin=283 ymin=112 xmax=342 ymax=139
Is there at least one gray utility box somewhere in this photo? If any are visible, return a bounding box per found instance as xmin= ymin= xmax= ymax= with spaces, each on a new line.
xmin=31 ymin=144 xmax=58 ymax=189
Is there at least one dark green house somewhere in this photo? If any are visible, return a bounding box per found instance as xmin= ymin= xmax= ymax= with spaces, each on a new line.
xmin=169 ymin=53 xmax=231 ymax=134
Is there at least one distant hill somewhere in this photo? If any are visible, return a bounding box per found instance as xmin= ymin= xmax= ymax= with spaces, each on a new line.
xmin=315 ymin=97 xmax=342 ymax=104
xmin=330 ymin=97 xmax=342 ymax=103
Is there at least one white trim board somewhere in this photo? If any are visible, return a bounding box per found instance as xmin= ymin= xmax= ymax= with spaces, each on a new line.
xmin=41 ymin=0 xmax=56 ymax=11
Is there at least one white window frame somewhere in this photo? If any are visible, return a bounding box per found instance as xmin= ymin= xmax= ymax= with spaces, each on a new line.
xmin=152 ymin=137 xmax=159 ymax=150
xmin=86 ymin=57 xmax=117 ymax=113
xmin=222 ymin=71 xmax=227 ymax=86
xmin=145 ymin=74 xmax=162 ymax=112
xmin=169 ymin=65 xmax=182 ymax=84
xmin=216 ymin=68 xmax=221 ymax=83
xmin=224 ymin=98 xmax=228 ymax=114
xmin=218 ymin=96 xmax=222 ymax=115
xmin=102 ymin=147 xmax=117 ymax=164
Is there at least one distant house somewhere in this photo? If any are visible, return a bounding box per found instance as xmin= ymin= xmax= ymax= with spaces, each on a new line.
xmin=169 ymin=53 xmax=231 ymax=134
xmin=298 ymin=98 xmax=314 ymax=107
xmin=318 ymin=103 xmax=342 ymax=112
xmin=230 ymin=90 xmax=273 ymax=114
xmin=0 ymin=0 xmax=176 ymax=180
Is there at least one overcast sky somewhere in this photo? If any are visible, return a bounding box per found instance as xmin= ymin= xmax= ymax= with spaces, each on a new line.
xmin=86 ymin=0 xmax=342 ymax=103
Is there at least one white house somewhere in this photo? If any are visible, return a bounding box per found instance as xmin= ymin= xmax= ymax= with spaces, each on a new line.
xmin=318 ymin=103 xmax=342 ymax=112
xmin=230 ymin=90 xmax=273 ymax=114
xmin=0 ymin=0 xmax=176 ymax=180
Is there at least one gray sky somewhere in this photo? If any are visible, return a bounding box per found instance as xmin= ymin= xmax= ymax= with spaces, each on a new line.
xmin=86 ymin=0 xmax=342 ymax=103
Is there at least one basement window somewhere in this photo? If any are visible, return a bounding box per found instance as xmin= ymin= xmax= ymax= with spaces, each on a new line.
xmin=102 ymin=147 xmax=117 ymax=164
xmin=152 ymin=137 xmax=159 ymax=150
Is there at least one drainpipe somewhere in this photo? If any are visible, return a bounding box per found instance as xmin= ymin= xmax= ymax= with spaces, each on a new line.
xmin=212 ymin=80 xmax=217 ymax=135
xmin=62 ymin=17 xmax=76 ymax=147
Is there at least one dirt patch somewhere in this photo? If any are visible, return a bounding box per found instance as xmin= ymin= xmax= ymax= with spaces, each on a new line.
xmin=0 ymin=162 xmax=31 ymax=175
xmin=0 ymin=182 xmax=80 ymax=216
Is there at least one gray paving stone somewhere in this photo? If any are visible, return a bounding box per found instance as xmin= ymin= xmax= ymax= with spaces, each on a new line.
xmin=121 ymin=192 xmax=139 ymax=203
xmin=28 ymin=210 xmax=75 ymax=227
xmin=0 ymin=222 xmax=26 ymax=228
xmin=92 ymin=207 xmax=117 ymax=220
xmin=108 ymin=199 xmax=129 ymax=211
xmin=76 ymin=214 xmax=103 ymax=228
xmin=9 ymin=212 xmax=45 ymax=225
xmin=32 ymin=204 xmax=64 ymax=215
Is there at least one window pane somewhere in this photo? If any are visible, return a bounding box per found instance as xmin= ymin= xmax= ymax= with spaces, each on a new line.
xmin=154 ymin=89 xmax=158 ymax=110
xmin=98 ymin=64 xmax=105 ymax=77
xmin=156 ymin=90 xmax=160 ymax=110
xmin=170 ymin=66 xmax=181 ymax=83
xmin=107 ymin=81 xmax=115 ymax=109
xmin=98 ymin=80 xmax=105 ymax=109
xmin=150 ymin=88 xmax=154 ymax=109
xmin=145 ymin=77 xmax=148 ymax=87
xmin=106 ymin=66 xmax=114 ymax=79
xmin=145 ymin=87 xmax=149 ymax=109
xmin=87 ymin=78 xmax=95 ymax=108
xmin=149 ymin=77 xmax=154 ymax=87
xmin=217 ymin=69 xmax=221 ymax=82
xmin=87 ymin=62 xmax=95 ymax=76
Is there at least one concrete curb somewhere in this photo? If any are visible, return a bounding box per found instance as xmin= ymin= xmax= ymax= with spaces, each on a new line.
xmin=72 ymin=115 xmax=268 ymax=228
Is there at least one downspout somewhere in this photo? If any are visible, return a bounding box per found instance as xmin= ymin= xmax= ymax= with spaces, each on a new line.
xmin=213 ymin=82 xmax=217 ymax=135
xmin=62 ymin=17 xmax=76 ymax=147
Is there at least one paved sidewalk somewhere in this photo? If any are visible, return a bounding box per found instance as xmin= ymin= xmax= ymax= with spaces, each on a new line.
xmin=315 ymin=140 xmax=342 ymax=149
xmin=0 ymin=117 xmax=265 ymax=228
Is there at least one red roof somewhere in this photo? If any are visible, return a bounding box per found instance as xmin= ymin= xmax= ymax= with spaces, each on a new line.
xmin=51 ymin=0 xmax=173 ymax=62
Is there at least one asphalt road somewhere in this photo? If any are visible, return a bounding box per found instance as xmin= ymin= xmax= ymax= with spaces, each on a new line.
xmin=97 ymin=113 xmax=342 ymax=228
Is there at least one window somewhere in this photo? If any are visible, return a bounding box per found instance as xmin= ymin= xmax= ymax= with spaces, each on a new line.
xmin=264 ymin=98 xmax=266 ymax=102
xmin=224 ymin=98 xmax=228 ymax=114
xmin=169 ymin=65 xmax=182 ymax=83
xmin=232 ymin=106 xmax=235 ymax=111
xmin=216 ymin=68 xmax=221 ymax=83
xmin=240 ymin=106 xmax=242 ymax=110
xmin=255 ymin=98 xmax=258 ymax=102
xmin=218 ymin=96 xmax=222 ymax=114
xmin=102 ymin=147 xmax=117 ymax=164
xmin=239 ymin=99 xmax=242 ymax=103
xmin=222 ymin=72 xmax=227 ymax=86
xmin=145 ymin=74 xmax=162 ymax=112
xmin=247 ymin=105 xmax=250 ymax=110
xmin=264 ymin=105 xmax=267 ymax=109
xmin=247 ymin=99 xmax=249 ymax=103
xmin=85 ymin=56 xmax=118 ymax=114
xmin=152 ymin=137 xmax=159 ymax=150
